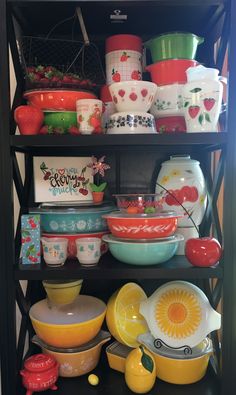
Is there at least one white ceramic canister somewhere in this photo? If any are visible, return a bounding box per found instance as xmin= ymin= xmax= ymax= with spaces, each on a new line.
xmin=155 ymin=155 xmax=207 ymax=227
xmin=183 ymin=65 xmax=227 ymax=132
xmin=105 ymin=34 xmax=143 ymax=85
xmin=100 ymin=85 xmax=116 ymax=132
xmin=150 ymin=83 xmax=185 ymax=118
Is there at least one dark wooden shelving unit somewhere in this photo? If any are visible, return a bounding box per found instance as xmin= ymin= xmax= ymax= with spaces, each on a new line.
xmin=15 ymin=254 xmax=223 ymax=280
xmin=1 ymin=0 xmax=236 ymax=394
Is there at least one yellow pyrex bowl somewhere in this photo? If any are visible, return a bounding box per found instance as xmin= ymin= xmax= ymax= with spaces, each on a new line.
xmin=30 ymin=295 xmax=106 ymax=348
xmin=138 ymin=333 xmax=213 ymax=385
xmin=42 ymin=279 xmax=83 ymax=305
xmin=32 ymin=330 xmax=111 ymax=377
xmin=106 ymin=283 xmax=149 ymax=348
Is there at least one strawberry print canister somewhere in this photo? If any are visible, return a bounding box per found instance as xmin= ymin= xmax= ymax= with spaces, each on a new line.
xmin=100 ymin=85 xmax=116 ymax=132
xmin=155 ymin=155 xmax=207 ymax=227
xmin=105 ymin=34 xmax=143 ymax=85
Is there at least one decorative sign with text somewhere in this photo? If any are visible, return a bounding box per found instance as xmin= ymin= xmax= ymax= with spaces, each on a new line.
xmin=33 ymin=157 xmax=93 ymax=202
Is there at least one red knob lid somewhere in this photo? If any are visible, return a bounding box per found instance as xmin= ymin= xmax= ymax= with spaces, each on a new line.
xmin=100 ymin=85 xmax=112 ymax=102
xmin=106 ymin=34 xmax=142 ymax=54
xmin=24 ymin=354 xmax=57 ymax=372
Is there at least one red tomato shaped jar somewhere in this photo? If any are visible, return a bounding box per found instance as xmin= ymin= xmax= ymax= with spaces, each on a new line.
xmin=185 ymin=237 xmax=222 ymax=267
xmin=20 ymin=353 xmax=59 ymax=395
xmin=155 ymin=155 xmax=207 ymax=228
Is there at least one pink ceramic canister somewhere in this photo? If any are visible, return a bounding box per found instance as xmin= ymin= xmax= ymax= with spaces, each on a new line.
xmin=155 ymin=155 xmax=207 ymax=228
xmin=100 ymin=85 xmax=116 ymax=132
xmin=105 ymin=34 xmax=143 ymax=85
xmin=183 ymin=65 xmax=227 ymax=132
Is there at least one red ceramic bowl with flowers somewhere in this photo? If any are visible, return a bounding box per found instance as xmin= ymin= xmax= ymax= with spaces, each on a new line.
xmin=103 ymin=211 xmax=180 ymax=239
xmin=42 ymin=232 xmax=110 ymax=258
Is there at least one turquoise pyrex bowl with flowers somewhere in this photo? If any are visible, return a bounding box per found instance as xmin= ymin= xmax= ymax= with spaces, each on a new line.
xmin=30 ymin=202 xmax=115 ymax=234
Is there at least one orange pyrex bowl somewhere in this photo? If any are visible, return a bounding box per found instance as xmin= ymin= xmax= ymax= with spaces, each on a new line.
xmin=103 ymin=211 xmax=179 ymax=239
xmin=24 ymin=89 xmax=97 ymax=111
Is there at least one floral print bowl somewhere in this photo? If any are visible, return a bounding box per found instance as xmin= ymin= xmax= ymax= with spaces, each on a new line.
xmin=107 ymin=112 xmax=156 ymax=134
xmin=32 ymin=330 xmax=111 ymax=377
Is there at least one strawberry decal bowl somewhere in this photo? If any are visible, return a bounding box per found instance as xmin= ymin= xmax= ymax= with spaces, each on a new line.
xmin=103 ymin=234 xmax=183 ymax=265
xmin=102 ymin=211 xmax=180 ymax=239
xmin=109 ymin=81 xmax=157 ymax=112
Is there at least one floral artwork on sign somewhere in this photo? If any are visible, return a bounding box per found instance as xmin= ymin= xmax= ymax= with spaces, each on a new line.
xmin=33 ymin=157 xmax=94 ymax=202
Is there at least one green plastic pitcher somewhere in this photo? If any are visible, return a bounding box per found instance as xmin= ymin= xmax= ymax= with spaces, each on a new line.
xmin=145 ymin=32 xmax=204 ymax=62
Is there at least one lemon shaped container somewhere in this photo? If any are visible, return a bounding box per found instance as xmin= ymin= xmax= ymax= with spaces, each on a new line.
xmin=139 ymin=280 xmax=221 ymax=348
xmin=106 ymin=283 xmax=149 ymax=348
xmin=125 ymin=346 xmax=156 ymax=393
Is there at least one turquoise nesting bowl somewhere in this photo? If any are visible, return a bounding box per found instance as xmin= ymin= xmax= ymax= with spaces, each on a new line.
xmin=30 ymin=205 xmax=115 ymax=234
xmin=102 ymin=234 xmax=184 ymax=265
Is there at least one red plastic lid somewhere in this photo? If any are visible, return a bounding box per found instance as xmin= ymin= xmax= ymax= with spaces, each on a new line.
xmin=106 ymin=34 xmax=142 ymax=54
xmin=24 ymin=354 xmax=57 ymax=372
xmin=100 ymin=85 xmax=112 ymax=102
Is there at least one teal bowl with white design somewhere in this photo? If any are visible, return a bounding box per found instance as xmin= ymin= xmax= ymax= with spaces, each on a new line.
xmin=30 ymin=203 xmax=115 ymax=234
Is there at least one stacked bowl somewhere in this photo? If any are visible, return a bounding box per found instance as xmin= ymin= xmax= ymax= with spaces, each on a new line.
xmin=104 ymin=34 xmax=157 ymax=134
xmin=102 ymin=194 xmax=183 ymax=265
xmin=145 ymin=32 xmax=204 ymax=133
xmin=24 ymin=89 xmax=96 ymax=134
xmin=30 ymin=202 xmax=114 ymax=262
xmin=30 ymin=281 xmax=110 ymax=377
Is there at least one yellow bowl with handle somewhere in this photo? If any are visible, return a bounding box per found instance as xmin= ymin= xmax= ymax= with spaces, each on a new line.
xmin=138 ymin=333 xmax=213 ymax=385
xmin=30 ymin=295 xmax=106 ymax=348
xmin=106 ymin=283 xmax=149 ymax=348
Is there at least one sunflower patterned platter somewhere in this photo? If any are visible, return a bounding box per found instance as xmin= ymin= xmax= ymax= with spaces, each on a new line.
xmin=139 ymin=280 xmax=221 ymax=349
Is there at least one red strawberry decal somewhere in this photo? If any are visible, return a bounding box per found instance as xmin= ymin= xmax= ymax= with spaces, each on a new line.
xmin=68 ymin=126 xmax=80 ymax=135
xmin=129 ymin=92 xmax=138 ymax=101
xmin=131 ymin=70 xmax=142 ymax=80
xmin=118 ymin=89 xmax=125 ymax=98
xmin=188 ymin=106 xmax=200 ymax=118
xmin=112 ymin=69 xmax=121 ymax=82
xmin=113 ymin=95 xmax=118 ymax=104
xmin=141 ymin=89 xmax=148 ymax=98
xmin=120 ymin=52 xmax=130 ymax=62
xmin=78 ymin=114 xmax=84 ymax=123
xmin=203 ymin=98 xmax=215 ymax=111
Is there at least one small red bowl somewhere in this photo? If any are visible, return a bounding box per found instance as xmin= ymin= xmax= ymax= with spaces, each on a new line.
xmin=156 ymin=117 xmax=186 ymax=133
xmin=24 ymin=89 xmax=97 ymax=111
xmin=42 ymin=232 xmax=109 ymax=258
xmin=146 ymin=59 xmax=198 ymax=86
xmin=103 ymin=212 xmax=179 ymax=239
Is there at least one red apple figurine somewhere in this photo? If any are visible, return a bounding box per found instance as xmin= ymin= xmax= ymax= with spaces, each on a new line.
xmin=185 ymin=237 xmax=222 ymax=267
xmin=14 ymin=105 xmax=44 ymax=135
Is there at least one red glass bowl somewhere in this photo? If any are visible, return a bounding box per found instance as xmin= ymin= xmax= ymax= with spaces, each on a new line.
xmin=146 ymin=59 xmax=198 ymax=86
xmin=156 ymin=117 xmax=186 ymax=133
xmin=24 ymin=89 xmax=97 ymax=111
xmin=103 ymin=212 xmax=179 ymax=239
